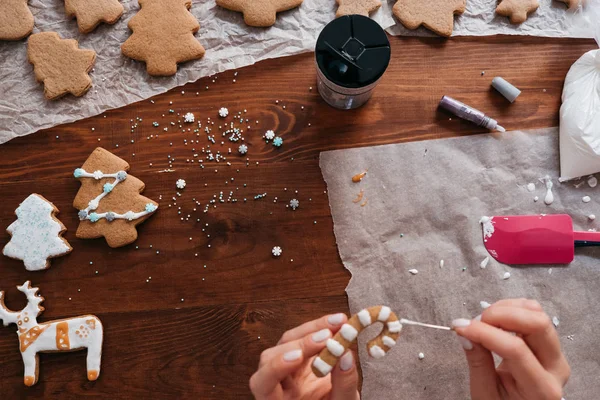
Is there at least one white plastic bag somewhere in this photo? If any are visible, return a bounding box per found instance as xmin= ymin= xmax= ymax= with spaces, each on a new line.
xmin=559 ymin=1 xmax=600 ymax=181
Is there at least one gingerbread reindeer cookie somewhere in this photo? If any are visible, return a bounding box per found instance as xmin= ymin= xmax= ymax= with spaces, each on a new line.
xmin=393 ymin=0 xmax=466 ymax=37
xmin=3 ymin=194 xmax=72 ymax=271
xmin=27 ymin=32 xmax=96 ymax=100
xmin=121 ymin=0 xmax=205 ymax=76
xmin=336 ymin=0 xmax=381 ymax=17
xmin=496 ymin=0 xmax=539 ymax=24
xmin=0 ymin=281 xmax=103 ymax=386
xmin=73 ymin=147 xmax=158 ymax=248
xmin=216 ymin=0 xmax=304 ymax=27
xmin=65 ymin=0 xmax=124 ymax=33
xmin=312 ymin=306 xmax=401 ymax=377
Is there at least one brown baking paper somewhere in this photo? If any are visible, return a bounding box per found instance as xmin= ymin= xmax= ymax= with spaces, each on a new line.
xmin=0 ymin=0 xmax=395 ymax=144
xmin=320 ymin=128 xmax=600 ymax=399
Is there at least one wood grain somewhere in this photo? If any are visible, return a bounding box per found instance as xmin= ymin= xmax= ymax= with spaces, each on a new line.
xmin=0 ymin=35 xmax=595 ymax=398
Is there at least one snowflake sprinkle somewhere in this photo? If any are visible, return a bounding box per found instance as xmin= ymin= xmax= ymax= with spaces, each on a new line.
xmin=290 ymin=199 xmax=299 ymax=210
xmin=273 ymin=137 xmax=283 ymax=147
xmin=239 ymin=144 xmax=248 ymax=155
xmin=176 ymin=179 xmax=186 ymax=190
xmin=272 ymin=246 xmax=282 ymax=257
xmin=265 ymin=130 xmax=275 ymax=140
xmin=219 ymin=107 xmax=229 ymax=118
xmin=184 ymin=112 xmax=195 ymax=123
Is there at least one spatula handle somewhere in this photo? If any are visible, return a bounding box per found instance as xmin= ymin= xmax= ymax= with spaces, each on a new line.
xmin=574 ymin=231 xmax=600 ymax=247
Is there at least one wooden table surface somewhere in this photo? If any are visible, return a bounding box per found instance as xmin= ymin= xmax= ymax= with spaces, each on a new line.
xmin=0 ymin=35 xmax=595 ymax=399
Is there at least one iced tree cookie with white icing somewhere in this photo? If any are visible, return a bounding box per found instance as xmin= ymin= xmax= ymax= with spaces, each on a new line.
xmin=312 ymin=305 xmax=401 ymax=377
xmin=73 ymin=147 xmax=158 ymax=248
xmin=3 ymin=194 xmax=72 ymax=271
xmin=0 ymin=281 xmax=103 ymax=386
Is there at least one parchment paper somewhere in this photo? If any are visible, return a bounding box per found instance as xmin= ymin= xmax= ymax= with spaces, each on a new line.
xmin=387 ymin=0 xmax=598 ymax=38
xmin=320 ymin=128 xmax=600 ymax=399
xmin=0 ymin=0 xmax=395 ymax=144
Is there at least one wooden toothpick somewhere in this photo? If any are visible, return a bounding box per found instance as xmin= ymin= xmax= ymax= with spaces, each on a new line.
xmin=399 ymin=318 xmax=452 ymax=331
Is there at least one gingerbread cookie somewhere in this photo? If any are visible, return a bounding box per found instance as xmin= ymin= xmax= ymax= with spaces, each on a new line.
xmin=0 ymin=0 xmax=34 ymax=41
xmin=3 ymin=194 xmax=72 ymax=271
xmin=496 ymin=0 xmax=539 ymax=24
xmin=312 ymin=306 xmax=401 ymax=377
xmin=73 ymin=147 xmax=158 ymax=248
xmin=216 ymin=0 xmax=304 ymax=27
xmin=0 ymin=281 xmax=103 ymax=386
xmin=393 ymin=0 xmax=466 ymax=37
xmin=121 ymin=0 xmax=205 ymax=76
xmin=27 ymin=32 xmax=96 ymax=100
xmin=65 ymin=0 xmax=124 ymax=33
xmin=336 ymin=0 xmax=381 ymax=17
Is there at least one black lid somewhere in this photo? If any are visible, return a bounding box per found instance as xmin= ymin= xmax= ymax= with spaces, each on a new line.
xmin=316 ymin=15 xmax=391 ymax=89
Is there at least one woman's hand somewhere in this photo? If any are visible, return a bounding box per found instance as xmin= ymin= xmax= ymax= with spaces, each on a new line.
xmin=249 ymin=313 xmax=360 ymax=400
xmin=453 ymin=299 xmax=571 ymax=400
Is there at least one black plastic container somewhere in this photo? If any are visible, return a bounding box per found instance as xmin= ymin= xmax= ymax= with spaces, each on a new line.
xmin=315 ymin=15 xmax=391 ymax=110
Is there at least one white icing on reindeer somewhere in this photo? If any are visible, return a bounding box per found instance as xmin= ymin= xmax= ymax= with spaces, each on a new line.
xmin=73 ymin=168 xmax=158 ymax=222
xmin=0 ymin=281 xmax=103 ymax=386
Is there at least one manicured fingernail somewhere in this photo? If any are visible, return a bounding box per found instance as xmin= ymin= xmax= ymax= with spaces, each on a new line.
xmin=452 ymin=318 xmax=471 ymax=328
xmin=457 ymin=336 xmax=474 ymax=351
xmin=283 ymin=349 xmax=302 ymax=362
xmin=340 ymin=351 xmax=354 ymax=371
xmin=328 ymin=313 xmax=345 ymax=325
xmin=312 ymin=329 xmax=331 ymax=343
xmin=474 ymin=314 xmax=482 ymax=322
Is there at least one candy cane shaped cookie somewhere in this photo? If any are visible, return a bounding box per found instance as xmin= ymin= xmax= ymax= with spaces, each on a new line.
xmin=312 ymin=306 xmax=401 ymax=377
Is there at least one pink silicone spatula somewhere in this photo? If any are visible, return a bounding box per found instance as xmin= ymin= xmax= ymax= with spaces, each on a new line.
xmin=480 ymin=214 xmax=600 ymax=265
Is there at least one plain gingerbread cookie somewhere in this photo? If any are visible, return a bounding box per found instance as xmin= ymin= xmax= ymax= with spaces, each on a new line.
xmin=121 ymin=0 xmax=205 ymax=76
xmin=393 ymin=0 xmax=466 ymax=37
xmin=65 ymin=0 xmax=124 ymax=33
xmin=0 ymin=0 xmax=34 ymax=41
xmin=336 ymin=0 xmax=381 ymax=17
xmin=496 ymin=0 xmax=539 ymax=24
xmin=27 ymin=32 xmax=96 ymax=100
xmin=216 ymin=0 xmax=304 ymax=27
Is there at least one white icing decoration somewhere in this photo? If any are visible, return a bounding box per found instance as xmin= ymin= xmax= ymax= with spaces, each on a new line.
xmin=382 ymin=335 xmax=396 ymax=347
xmin=0 ymin=282 xmax=103 ymax=385
xmin=357 ymin=309 xmax=371 ymax=327
xmin=340 ymin=324 xmax=358 ymax=342
xmin=74 ymin=168 xmax=157 ymax=222
xmin=369 ymin=345 xmax=386 ymax=359
xmin=326 ymin=339 xmax=345 ymax=357
xmin=480 ymin=301 xmax=492 ymax=309
xmin=3 ymin=195 xmax=71 ymax=271
xmin=541 ymin=176 xmax=554 ymax=205
xmin=312 ymin=357 xmax=333 ymax=375
xmin=479 ymin=216 xmax=495 ymax=240
xmin=480 ymin=256 xmax=490 ymax=269
xmin=387 ymin=321 xmax=402 ymax=333
xmin=378 ymin=306 xmax=391 ymax=322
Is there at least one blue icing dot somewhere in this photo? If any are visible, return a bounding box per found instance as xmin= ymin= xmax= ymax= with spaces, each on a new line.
xmin=78 ymin=210 xmax=88 ymax=220
xmin=89 ymin=213 xmax=99 ymax=223
xmin=74 ymin=168 xmax=84 ymax=178
xmin=273 ymin=137 xmax=283 ymax=147
xmin=105 ymin=212 xmax=115 ymax=222
xmin=103 ymin=183 xmax=114 ymax=193
xmin=117 ymin=171 xmax=128 ymax=181
xmin=145 ymin=203 xmax=157 ymax=213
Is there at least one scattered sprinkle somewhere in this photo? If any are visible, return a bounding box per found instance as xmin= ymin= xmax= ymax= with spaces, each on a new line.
xmin=418 ymin=352 xmax=425 ymax=360
xmin=552 ymin=316 xmax=560 ymax=328
xmin=184 ymin=112 xmax=195 ymax=123
xmin=589 ymin=214 xmax=596 ymax=221
xmin=219 ymin=107 xmax=229 ymax=118
xmin=176 ymin=179 xmax=186 ymax=190
xmin=480 ymin=256 xmax=490 ymax=269
xmin=583 ymin=196 xmax=591 ymax=203
xmin=439 ymin=259 xmax=444 ymax=268
xmin=502 ymin=272 xmax=511 ymax=280
xmin=272 ymin=246 xmax=282 ymax=257
xmin=533 ymin=196 xmax=539 ymax=202
xmin=238 ymin=144 xmax=248 ymax=155
xmin=408 ymin=269 xmax=419 ymax=275
xmin=527 ymin=183 xmax=535 ymax=192
xmin=264 ymin=130 xmax=275 ymax=140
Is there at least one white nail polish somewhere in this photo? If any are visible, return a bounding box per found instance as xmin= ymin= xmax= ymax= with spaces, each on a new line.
xmin=283 ymin=349 xmax=302 ymax=362
xmin=458 ymin=336 xmax=474 ymax=350
xmin=312 ymin=329 xmax=331 ymax=343
xmin=452 ymin=318 xmax=471 ymax=328
xmin=340 ymin=352 xmax=354 ymax=371
xmin=328 ymin=313 xmax=345 ymax=325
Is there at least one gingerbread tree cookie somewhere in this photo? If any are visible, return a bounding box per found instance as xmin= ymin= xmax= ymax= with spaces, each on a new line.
xmin=216 ymin=0 xmax=304 ymax=27
xmin=336 ymin=0 xmax=381 ymax=17
xmin=0 ymin=0 xmax=34 ymax=41
xmin=121 ymin=0 xmax=205 ymax=76
xmin=496 ymin=0 xmax=539 ymax=24
xmin=27 ymin=32 xmax=96 ymax=100
xmin=3 ymin=194 xmax=72 ymax=271
xmin=73 ymin=147 xmax=158 ymax=248
xmin=393 ymin=0 xmax=466 ymax=37
xmin=65 ymin=0 xmax=124 ymax=33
